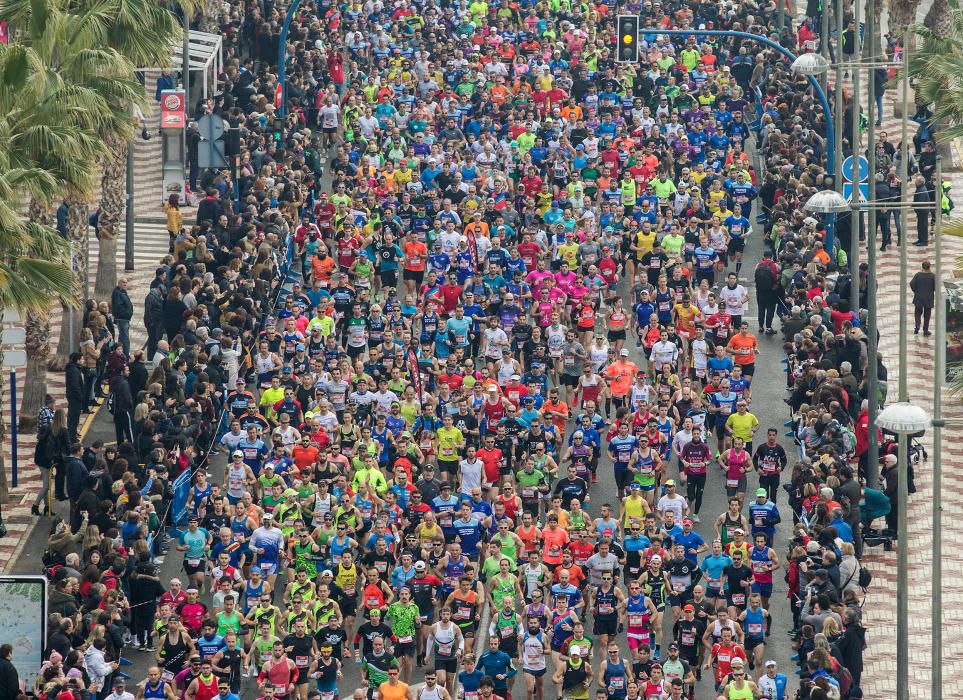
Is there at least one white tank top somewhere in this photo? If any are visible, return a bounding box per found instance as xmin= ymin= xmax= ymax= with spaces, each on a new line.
xmin=522 ymin=632 xmax=547 ymax=671
xmin=497 ymin=359 xmax=516 ymax=384
xmin=431 ymin=622 xmax=457 ymax=658
xmin=226 ymin=462 xmax=247 ymax=498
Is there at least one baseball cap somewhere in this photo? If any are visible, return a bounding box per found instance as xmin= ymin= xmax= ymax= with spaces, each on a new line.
xmin=665 ymin=479 xmax=675 ymax=486
xmin=321 ymin=569 xmax=333 ymax=577
xmin=620 ymin=348 xmax=630 ymax=356
xmin=415 ymin=561 xmax=427 ymax=570
xmin=232 ymin=450 xmax=244 ymax=458
xmin=682 ymin=604 xmax=695 ymax=612
xmin=765 ymin=660 xmax=777 ymax=668
xmin=651 ymin=555 xmax=662 ymax=563
xmin=814 ymin=568 xmax=829 ymax=578
xmin=668 ymin=642 xmax=680 ymax=650
xmin=756 ymin=488 xmax=768 ymax=497
xmin=630 ymin=483 xmax=641 ymax=491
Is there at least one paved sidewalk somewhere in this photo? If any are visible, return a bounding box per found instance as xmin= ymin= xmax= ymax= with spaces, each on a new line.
xmin=852 ymin=100 xmax=963 ymax=698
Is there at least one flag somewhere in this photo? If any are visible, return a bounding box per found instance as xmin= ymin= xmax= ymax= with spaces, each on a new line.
xmin=407 ymin=347 xmax=423 ymax=402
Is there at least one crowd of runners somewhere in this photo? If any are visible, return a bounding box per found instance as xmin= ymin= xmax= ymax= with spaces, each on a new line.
xmin=15 ymin=0 xmax=939 ymax=700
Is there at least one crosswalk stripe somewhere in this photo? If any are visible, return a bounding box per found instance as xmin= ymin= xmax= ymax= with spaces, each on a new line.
xmin=88 ymin=221 xmax=171 ymax=265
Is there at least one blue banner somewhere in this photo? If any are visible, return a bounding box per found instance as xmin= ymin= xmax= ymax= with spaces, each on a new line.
xmin=171 ymin=469 xmax=192 ymax=526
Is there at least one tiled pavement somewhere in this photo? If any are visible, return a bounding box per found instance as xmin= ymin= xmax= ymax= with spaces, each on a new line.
xmin=844 ymin=92 xmax=963 ymax=696
xmin=0 ymin=75 xmax=194 ymax=570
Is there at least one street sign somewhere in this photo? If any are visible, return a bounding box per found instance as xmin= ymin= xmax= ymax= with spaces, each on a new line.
xmin=2 ymin=350 xmax=26 ymax=368
xmin=843 ymin=182 xmax=869 ymax=209
xmin=842 ymin=155 xmax=870 ymax=183
xmin=2 ymin=328 xmax=26 ymax=345
xmin=197 ymin=114 xmax=228 ymax=169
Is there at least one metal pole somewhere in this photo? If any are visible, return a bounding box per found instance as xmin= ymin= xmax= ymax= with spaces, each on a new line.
xmin=820 ymin=0 xmax=831 ymax=94
xmin=125 ymin=143 xmax=135 ymax=272
xmin=182 ymin=15 xmax=190 ymax=110
xmin=896 ymin=430 xmax=909 ymax=700
xmin=68 ymin=239 xmax=74 ymax=352
xmin=895 ymin=28 xmax=911 ymax=700
xmin=776 ymin=0 xmax=785 ymax=45
xmin=865 ymin=37 xmax=880 ymax=486
xmin=834 ymin=0 xmax=845 ymax=195
xmin=932 ymin=154 xmax=943 ymax=700
xmin=10 ymin=371 xmax=17 ymax=489
xmin=898 ymin=26 xmax=910 ymax=404
xmin=850 ymin=0 xmax=861 ymax=308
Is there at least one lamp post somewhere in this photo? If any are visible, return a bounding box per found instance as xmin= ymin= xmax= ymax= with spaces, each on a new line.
xmin=876 ymin=401 xmax=930 ymax=700
xmin=930 ymin=154 xmax=943 ymax=700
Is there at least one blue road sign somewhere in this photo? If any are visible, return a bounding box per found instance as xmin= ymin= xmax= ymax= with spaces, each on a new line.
xmin=843 ymin=182 xmax=869 ymax=209
xmin=842 ymin=155 xmax=870 ymax=183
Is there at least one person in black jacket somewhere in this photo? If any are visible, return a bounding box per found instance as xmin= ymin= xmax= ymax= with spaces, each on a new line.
xmin=836 ymin=608 xmax=866 ymax=688
xmin=128 ymin=351 xmax=149 ymax=399
xmin=143 ymin=287 xmax=165 ymax=362
xmin=110 ymin=364 xmax=135 ymax=445
xmin=0 ymin=643 xmax=20 ymax=700
xmin=162 ymin=287 xmax=187 ymax=343
xmin=64 ymin=442 xmax=88 ymax=533
xmin=65 ymin=353 xmax=85 ymax=441
xmin=110 ymin=278 xmax=134 ymax=356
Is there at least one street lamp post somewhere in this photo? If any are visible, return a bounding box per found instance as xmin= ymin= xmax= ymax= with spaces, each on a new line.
xmin=876 ymin=401 xmax=930 ymax=700
xmin=931 ymin=154 xmax=943 ymax=700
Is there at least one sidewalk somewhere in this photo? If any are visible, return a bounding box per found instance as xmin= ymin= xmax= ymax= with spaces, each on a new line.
xmin=852 ymin=93 xmax=963 ymax=698
xmin=0 ymin=75 xmax=189 ymax=571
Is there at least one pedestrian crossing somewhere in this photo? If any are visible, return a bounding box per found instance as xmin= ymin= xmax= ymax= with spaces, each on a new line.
xmin=88 ymin=218 xmax=172 ymax=272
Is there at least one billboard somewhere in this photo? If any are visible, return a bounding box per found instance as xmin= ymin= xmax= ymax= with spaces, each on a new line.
xmin=0 ymin=576 xmax=47 ymax=692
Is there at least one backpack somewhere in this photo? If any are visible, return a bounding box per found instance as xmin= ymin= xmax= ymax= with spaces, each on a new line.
xmin=839 ymin=426 xmax=857 ymax=455
xmin=754 ymin=262 xmax=775 ymax=290
xmin=858 ymin=566 xmax=872 ymax=588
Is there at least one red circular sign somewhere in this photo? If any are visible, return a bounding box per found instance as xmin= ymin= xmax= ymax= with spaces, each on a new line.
xmin=163 ymin=93 xmax=184 ymax=111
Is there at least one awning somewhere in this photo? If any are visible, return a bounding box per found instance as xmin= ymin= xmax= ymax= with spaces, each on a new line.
xmin=141 ymin=29 xmax=223 ymax=100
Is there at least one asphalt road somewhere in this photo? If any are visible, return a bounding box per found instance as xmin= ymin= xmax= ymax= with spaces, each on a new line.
xmin=16 ymin=147 xmax=801 ymax=700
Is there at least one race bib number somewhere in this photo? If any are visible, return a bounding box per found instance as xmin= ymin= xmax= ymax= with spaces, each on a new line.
xmin=610 ymin=677 xmax=625 ymax=690
xmin=499 ymin=626 xmax=514 ymax=639
xmin=187 ymin=558 xmax=201 ymax=567
xmin=398 ymin=635 xmax=413 ymax=644
xmin=599 ymin=603 xmax=614 ymax=615
xmin=748 ymin=623 xmax=763 ymax=636
xmin=296 ymin=655 xmax=310 ymax=668
xmin=628 ymin=614 xmax=645 ymax=627
xmin=457 ymin=606 xmax=471 ymax=619
xmin=439 ymin=641 xmax=454 ymax=655
xmin=731 ymin=593 xmax=745 ymax=605
xmin=726 ymin=478 xmax=739 ymax=488
xmin=521 ymin=487 xmax=536 ymax=499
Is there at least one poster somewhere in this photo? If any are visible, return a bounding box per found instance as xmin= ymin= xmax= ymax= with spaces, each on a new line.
xmin=160 ymin=89 xmax=186 ymax=130
xmin=945 ymin=289 xmax=963 ymax=382
xmin=0 ymin=576 xmax=47 ymax=691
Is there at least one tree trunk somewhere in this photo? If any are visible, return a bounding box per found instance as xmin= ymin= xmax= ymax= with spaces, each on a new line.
xmin=94 ymin=224 xmax=119 ymax=303
xmin=21 ymin=200 xmax=54 ymax=431
xmin=0 ymin=322 xmax=8 ymax=506
xmin=888 ymin=0 xmax=923 ymax=36
xmin=94 ymin=138 xmax=126 ymax=302
xmin=923 ymin=0 xmax=954 ymax=37
xmin=863 ymin=0 xmax=884 ymax=57
xmin=18 ymin=309 xmax=51 ymax=433
xmin=52 ymin=194 xmax=89 ymax=370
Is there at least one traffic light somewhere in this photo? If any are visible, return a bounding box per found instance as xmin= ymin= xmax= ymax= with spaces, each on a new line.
xmin=617 ymin=15 xmax=640 ymax=62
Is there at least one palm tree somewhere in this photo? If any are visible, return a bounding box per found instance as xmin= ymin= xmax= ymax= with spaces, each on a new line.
xmin=0 ymin=0 xmax=191 ymax=371
xmin=908 ymin=9 xmax=963 ymax=143
xmin=0 ymin=47 xmax=79 ymax=502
